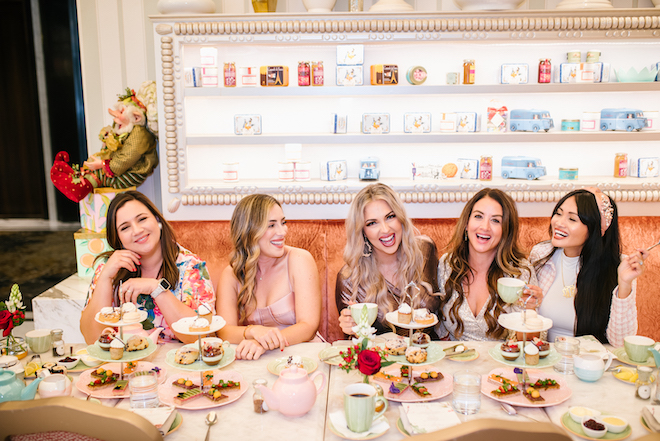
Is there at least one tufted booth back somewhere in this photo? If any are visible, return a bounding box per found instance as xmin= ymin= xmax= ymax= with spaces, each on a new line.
xmin=172 ymin=217 xmax=660 ymax=343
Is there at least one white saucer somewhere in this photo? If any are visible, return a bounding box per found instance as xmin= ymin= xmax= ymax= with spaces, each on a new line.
xmin=327 ymin=412 xmax=389 ymax=440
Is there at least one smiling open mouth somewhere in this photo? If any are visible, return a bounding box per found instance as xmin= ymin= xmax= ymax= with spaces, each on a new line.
xmin=379 ymin=233 xmax=395 ymax=246
xmin=475 ymin=233 xmax=490 ymax=241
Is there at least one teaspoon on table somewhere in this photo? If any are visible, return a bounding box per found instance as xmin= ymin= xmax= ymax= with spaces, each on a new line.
xmin=204 ymin=411 xmax=217 ymax=441
xmin=500 ymin=403 xmax=541 ymax=423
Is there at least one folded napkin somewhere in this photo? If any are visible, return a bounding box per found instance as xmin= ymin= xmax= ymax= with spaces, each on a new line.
xmin=642 ymin=405 xmax=660 ymax=432
xmin=399 ymin=402 xmax=462 ymax=435
xmin=329 ymin=411 xmax=389 ymax=438
xmin=577 ymin=335 xmax=608 ymax=358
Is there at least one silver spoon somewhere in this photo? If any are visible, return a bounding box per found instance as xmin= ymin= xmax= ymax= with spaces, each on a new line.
xmin=500 ymin=403 xmax=541 ymax=422
xmin=204 ymin=411 xmax=217 ymax=441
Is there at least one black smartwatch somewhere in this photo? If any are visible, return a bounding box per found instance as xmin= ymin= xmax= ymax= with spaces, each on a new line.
xmin=151 ymin=278 xmax=171 ymax=299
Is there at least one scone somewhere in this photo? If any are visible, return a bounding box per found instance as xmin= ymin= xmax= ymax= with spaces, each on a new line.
xmin=189 ymin=318 xmax=210 ymax=332
xmin=99 ymin=306 xmax=120 ymax=323
xmin=126 ymin=335 xmax=148 ymax=352
xmin=385 ymin=338 xmax=407 ymax=355
xmin=175 ymin=346 xmax=200 ymax=365
xmin=397 ymin=303 xmax=412 ymax=324
xmin=405 ymin=346 xmax=427 ymax=364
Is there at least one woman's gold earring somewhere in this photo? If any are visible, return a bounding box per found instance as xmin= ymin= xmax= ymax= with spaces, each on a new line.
xmin=464 ymin=230 xmax=468 ymax=241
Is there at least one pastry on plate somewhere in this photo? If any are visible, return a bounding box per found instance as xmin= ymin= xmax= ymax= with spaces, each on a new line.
xmin=389 ymin=382 xmax=409 ymax=395
xmin=488 ymin=373 xmax=519 ymax=388
xmin=531 ymin=337 xmax=551 ymax=358
xmin=530 ymin=378 xmax=560 ymax=390
xmin=405 ymin=346 xmax=427 ymax=364
xmin=397 ymin=303 xmax=412 ymax=324
xmin=98 ymin=329 xmax=116 ymax=351
xmin=87 ymin=371 xmax=119 ymax=389
xmin=91 ymin=367 xmax=113 ymax=378
xmin=214 ymin=379 xmax=241 ymax=390
xmin=385 ymin=338 xmax=407 ymax=355
xmin=172 ymin=378 xmax=199 ymax=390
xmin=413 ymin=371 xmax=443 ymax=383
xmin=500 ymin=339 xmax=521 ymax=361
xmin=174 ymin=388 xmax=203 ymax=405
xmin=411 ymin=332 xmax=431 ymax=348
xmin=524 ymin=343 xmax=539 ymax=366
xmin=286 ymin=355 xmax=304 ymax=368
xmin=202 ymin=340 xmax=224 ymax=366
xmin=204 ymin=389 xmax=229 ymax=402
xmin=411 ymin=383 xmax=432 ymax=398
xmin=109 ymin=338 xmax=124 ymax=360
xmin=175 ymin=346 xmax=199 ymax=365
xmin=126 ymin=335 xmax=148 ymax=352
xmin=112 ymin=380 xmax=128 ymax=394
xmin=99 ymin=307 xmax=120 ymax=323
xmin=400 ymin=366 xmax=411 ymax=378
xmin=491 ymin=381 xmax=520 ymax=397
xmin=198 ymin=303 xmax=213 ymax=322
xmin=522 ymin=386 xmax=545 ymax=403
xmin=413 ymin=308 xmax=434 ymax=325
xmin=122 ymin=310 xmax=141 ymax=323
xmin=189 ymin=318 xmax=210 ymax=332
xmin=373 ymin=371 xmax=402 ymax=383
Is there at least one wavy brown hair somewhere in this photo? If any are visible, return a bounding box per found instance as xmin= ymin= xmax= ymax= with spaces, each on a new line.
xmin=343 ymin=184 xmax=432 ymax=324
xmin=229 ymin=194 xmax=282 ymax=323
xmin=98 ymin=190 xmax=179 ymax=293
xmin=442 ymin=188 xmax=529 ymax=339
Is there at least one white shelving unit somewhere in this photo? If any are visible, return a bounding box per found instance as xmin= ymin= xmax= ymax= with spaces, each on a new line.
xmin=152 ymin=10 xmax=660 ymax=220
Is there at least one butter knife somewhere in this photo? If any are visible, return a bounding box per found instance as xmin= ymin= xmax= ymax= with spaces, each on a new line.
xmin=446 ymin=349 xmax=476 ymax=358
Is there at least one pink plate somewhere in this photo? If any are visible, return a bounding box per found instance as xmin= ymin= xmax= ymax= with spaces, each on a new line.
xmin=159 ymin=370 xmax=247 ymax=410
xmin=76 ymin=362 xmax=167 ymax=399
xmin=375 ymin=366 xmax=453 ymax=403
xmin=481 ymin=367 xmax=572 ymax=408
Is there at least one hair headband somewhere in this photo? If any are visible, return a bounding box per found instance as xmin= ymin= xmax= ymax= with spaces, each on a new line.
xmin=585 ymin=187 xmax=613 ymax=236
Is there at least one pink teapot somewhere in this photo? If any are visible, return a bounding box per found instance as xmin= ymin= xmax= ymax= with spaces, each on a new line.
xmin=257 ymin=366 xmax=326 ymax=417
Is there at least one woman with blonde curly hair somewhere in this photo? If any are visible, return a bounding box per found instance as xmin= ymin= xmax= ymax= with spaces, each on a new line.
xmin=336 ymin=183 xmax=440 ymax=336
xmin=216 ymin=194 xmax=321 ymax=360
xmin=438 ymin=188 xmax=541 ymax=341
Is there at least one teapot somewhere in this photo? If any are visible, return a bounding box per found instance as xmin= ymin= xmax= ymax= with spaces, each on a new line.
xmin=649 ymin=346 xmax=660 ymax=368
xmin=574 ymin=352 xmax=613 ymax=382
xmin=122 ymin=324 xmax=163 ymax=345
xmin=0 ymin=369 xmax=42 ymax=403
xmin=257 ymin=366 xmax=326 ymax=417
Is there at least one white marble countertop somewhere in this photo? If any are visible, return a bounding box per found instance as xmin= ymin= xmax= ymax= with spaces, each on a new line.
xmin=13 ymin=332 xmax=656 ymax=441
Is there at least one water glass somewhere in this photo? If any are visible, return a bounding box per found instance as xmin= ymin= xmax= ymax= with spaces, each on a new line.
xmin=554 ymin=337 xmax=580 ymax=375
xmin=129 ymin=371 xmax=159 ymax=408
xmin=452 ymin=370 xmax=481 ymax=415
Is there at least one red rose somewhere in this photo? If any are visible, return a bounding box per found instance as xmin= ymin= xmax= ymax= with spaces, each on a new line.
xmin=356 ymin=349 xmax=382 ymax=376
xmin=0 ymin=311 xmax=14 ymax=337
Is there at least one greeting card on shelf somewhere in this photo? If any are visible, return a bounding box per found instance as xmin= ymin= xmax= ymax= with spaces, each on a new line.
xmin=404 ymin=113 xmax=431 ymax=133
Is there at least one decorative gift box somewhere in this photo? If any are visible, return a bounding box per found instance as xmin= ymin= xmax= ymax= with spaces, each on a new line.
xmin=487 ymin=103 xmax=508 ymax=133
xmin=337 ymin=45 xmax=364 ymax=66
xmin=320 ymin=160 xmax=348 ymax=181
xmin=74 ymin=229 xmax=112 ymax=279
xmin=438 ymin=113 xmax=457 ymax=133
xmin=370 ymin=65 xmax=399 ymax=85
xmin=201 ymin=67 xmax=218 ymax=87
xmin=557 ymin=63 xmax=609 ymax=83
xmin=238 ymin=67 xmax=258 ymax=87
xmin=362 ymin=113 xmax=390 ymax=134
xmin=456 ymin=112 xmax=480 ymax=132
xmin=404 ymin=113 xmax=431 ymax=133
xmin=500 ymin=64 xmax=529 ymax=84
xmin=79 ymin=187 xmax=135 ymax=233
xmin=183 ymin=67 xmax=202 ymax=87
xmin=332 ymin=114 xmax=347 ymax=134
xmin=336 ymin=66 xmax=363 ymax=86
xmin=200 ymin=47 xmax=217 ymax=66
xmin=260 ymin=66 xmax=289 ymax=86
xmin=234 ymin=115 xmax=262 ymax=135
xmin=631 ymin=157 xmax=659 ymax=178
xmin=458 ymin=158 xmax=479 ymax=179
xmin=414 ymin=164 xmax=443 ymax=180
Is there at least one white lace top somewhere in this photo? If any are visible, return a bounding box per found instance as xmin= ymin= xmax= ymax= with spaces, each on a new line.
xmin=435 ymin=253 xmax=539 ymax=341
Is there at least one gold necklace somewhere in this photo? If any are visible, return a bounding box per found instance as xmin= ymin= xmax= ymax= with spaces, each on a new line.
xmin=560 ymin=253 xmax=577 ymax=298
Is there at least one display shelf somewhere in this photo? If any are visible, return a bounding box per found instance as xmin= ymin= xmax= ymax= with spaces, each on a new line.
xmin=187 ymin=131 xmax=660 ymax=145
xmin=184 ymin=82 xmax=660 ymax=98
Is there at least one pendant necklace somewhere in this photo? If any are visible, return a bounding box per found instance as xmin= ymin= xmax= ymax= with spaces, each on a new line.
xmin=561 ymin=253 xmax=577 ymax=298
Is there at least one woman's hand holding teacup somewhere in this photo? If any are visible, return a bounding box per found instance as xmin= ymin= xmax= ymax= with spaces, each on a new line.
xmin=338 ymin=307 xmax=357 ymax=336
xmin=249 ymin=325 xmax=288 ymax=351
xmin=520 ymin=284 xmax=544 ymax=310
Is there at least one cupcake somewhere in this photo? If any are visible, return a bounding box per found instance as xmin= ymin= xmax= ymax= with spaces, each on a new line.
xmin=500 ymin=339 xmax=521 ymax=361
xmin=202 ymin=341 xmax=224 ymax=366
xmin=524 ymin=343 xmax=540 ymax=366
xmin=110 ymin=338 xmax=125 ymax=360
xmin=198 ymin=303 xmax=213 ymax=323
xmin=532 ymin=337 xmax=551 ymax=358
xmin=397 ymin=303 xmax=412 ymax=324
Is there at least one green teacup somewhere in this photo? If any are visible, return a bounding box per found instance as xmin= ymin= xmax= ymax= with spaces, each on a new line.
xmin=344 ymin=383 xmax=388 ymax=433
xmin=25 ymin=329 xmax=52 ymax=354
xmin=497 ymin=278 xmax=526 ymax=304
xmin=350 ymin=303 xmax=378 ymax=327
xmin=624 ymin=335 xmax=655 ymax=363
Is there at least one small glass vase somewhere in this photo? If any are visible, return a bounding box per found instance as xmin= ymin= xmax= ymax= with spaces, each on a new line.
xmin=252 ymin=0 xmax=277 ymax=12
xmin=2 ymin=335 xmax=28 ymax=360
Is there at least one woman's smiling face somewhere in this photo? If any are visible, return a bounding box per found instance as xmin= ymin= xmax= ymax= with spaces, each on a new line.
xmin=550 ymin=196 xmax=589 ymax=257
xmin=257 ymin=204 xmax=288 ymax=258
xmin=363 ymin=199 xmax=403 ymax=259
xmin=116 ymin=200 xmax=161 ymax=256
xmin=466 ymin=196 xmax=503 ymax=256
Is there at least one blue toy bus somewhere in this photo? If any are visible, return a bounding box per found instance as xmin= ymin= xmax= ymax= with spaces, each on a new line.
xmin=600 ymin=108 xmax=647 ymax=131
xmin=509 ymin=109 xmax=554 ymax=132
xmin=359 ymin=157 xmax=380 ymax=181
xmin=501 ymin=156 xmax=547 ymax=180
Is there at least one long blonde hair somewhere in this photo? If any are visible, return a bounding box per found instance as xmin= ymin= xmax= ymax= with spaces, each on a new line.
xmin=442 ymin=188 xmax=529 ymax=339
xmin=343 ymin=184 xmax=429 ymax=322
xmin=229 ymin=194 xmax=282 ymax=323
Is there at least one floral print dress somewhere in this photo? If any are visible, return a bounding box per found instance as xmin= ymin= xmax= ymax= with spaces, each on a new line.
xmin=85 ymin=245 xmax=215 ymax=341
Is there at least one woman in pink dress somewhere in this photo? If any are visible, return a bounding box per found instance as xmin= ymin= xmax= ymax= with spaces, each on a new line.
xmin=216 ymin=194 xmax=321 ymax=360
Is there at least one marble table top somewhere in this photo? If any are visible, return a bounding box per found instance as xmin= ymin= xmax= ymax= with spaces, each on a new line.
xmin=17 ymin=336 xmax=656 ymax=440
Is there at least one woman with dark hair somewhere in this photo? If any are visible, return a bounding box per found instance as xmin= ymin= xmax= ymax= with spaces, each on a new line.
xmin=438 ymin=188 xmax=541 ymax=341
xmin=336 ymin=183 xmax=440 ymax=336
xmin=216 ymin=194 xmax=321 ymax=360
xmin=530 ymin=188 xmax=647 ymax=346
xmin=80 ymin=191 xmax=215 ymax=344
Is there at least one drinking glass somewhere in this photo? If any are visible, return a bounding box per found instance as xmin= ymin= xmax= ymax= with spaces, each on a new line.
xmin=554 ymin=337 xmax=580 ymax=375
xmin=129 ymin=371 xmax=159 ymax=408
xmin=452 ymin=370 xmax=481 ymax=415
